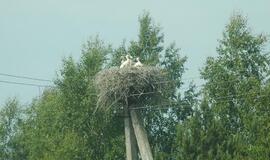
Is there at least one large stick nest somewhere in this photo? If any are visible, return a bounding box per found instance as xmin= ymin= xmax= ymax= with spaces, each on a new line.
xmin=94 ymin=66 xmax=172 ymax=110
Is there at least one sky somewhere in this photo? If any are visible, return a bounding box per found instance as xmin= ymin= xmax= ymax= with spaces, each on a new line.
xmin=0 ymin=0 xmax=270 ymax=106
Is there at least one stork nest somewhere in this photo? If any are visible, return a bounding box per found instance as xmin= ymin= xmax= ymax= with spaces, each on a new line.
xmin=94 ymin=66 xmax=173 ymax=111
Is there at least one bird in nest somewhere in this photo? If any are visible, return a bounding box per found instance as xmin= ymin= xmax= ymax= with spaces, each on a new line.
xmin=134 ymin=57 xmax=143 ymax=68
xmin=120 ymin=55 xmax=133 ymax=68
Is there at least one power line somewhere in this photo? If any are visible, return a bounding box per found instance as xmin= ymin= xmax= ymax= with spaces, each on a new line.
xmin=0 ymin=71 xmax=263 ymax=100
xmin=0 ymin=72 xmax=199 ymax=86
xmin=0 ymin=76 xmax=264 ymax=111
xmin=152 ymin=77 xmax=244 ymax=85
xmin=129 ymin=94 xmax=269 ymax=110
xmin=0 ymin=72 xmax=52 ymax=82
xmin=0 ymin=80 xmax=52 ymax=87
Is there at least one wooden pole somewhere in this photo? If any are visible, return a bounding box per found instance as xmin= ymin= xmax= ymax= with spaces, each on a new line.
xmin=130 ymin=110 xmax=153 ymax=160
xmin=124 ymin=103 xmax=138 ymax=160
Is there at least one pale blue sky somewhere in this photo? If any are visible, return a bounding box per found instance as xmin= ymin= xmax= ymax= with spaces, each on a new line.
xmin=0 ymin=0 xmax=270 ymax=105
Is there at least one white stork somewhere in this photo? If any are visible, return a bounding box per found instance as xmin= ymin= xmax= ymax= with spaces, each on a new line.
xmin=120 ymin=56 xmax=125 ymax=64
xmin=120 ymin=55 xmax=133 ymax=68
xmin=134 ymin=57 xmax=143 ymax=67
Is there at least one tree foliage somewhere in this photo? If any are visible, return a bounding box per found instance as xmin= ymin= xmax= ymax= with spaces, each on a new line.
xmin=0 ymin=98 xmax=26 ymax=160
xmin=176 ymin=13 xmax=270 ymax=159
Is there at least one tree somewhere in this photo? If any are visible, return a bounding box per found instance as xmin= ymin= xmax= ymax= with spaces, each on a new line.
xmin=20 ymin=37 xmax=126 ymax=160
xmin=175 ymin=13 xmax=270 ymax=159
xmin=0 ymin=98 xmax=26 ymax=160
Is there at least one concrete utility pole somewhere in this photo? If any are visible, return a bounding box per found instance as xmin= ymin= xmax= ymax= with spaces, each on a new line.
xmin=130 ymin=110 xmax=153 ymax=160
xmin=124 ymin=100 xmax=153 ymax=160
xmin=124 ymin=103 xmax=138 ymax=160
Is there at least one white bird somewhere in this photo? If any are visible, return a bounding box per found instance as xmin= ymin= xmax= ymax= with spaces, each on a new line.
xmin=134 ymin=57 xmax=143 ymax=67
xmin=127 ymin=55 xmax=133 ymax=66
xmin=120 ymin=57 xmax=126 ymax=68
xmin=120 ymin=56 xmax=125 ymax=64
xmin=120 ymin=55 xmax=133 ymax=68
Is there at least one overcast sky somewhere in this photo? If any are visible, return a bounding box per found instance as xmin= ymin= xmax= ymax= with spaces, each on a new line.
xmin=0 ymin=0 xmax=270 ymax=105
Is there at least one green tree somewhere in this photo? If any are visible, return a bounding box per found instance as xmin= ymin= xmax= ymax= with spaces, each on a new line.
xmin=21 ymin=37 xmax=126 ymax=160
xmin=0 ymin=98 xmax=26 ymax=160
xmin=175 ymin=13 xmax=270 ymax=159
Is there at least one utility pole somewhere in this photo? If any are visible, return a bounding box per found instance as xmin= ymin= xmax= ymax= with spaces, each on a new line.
xmin=130 ymin=110 xmax=153 ymax=160
xmin=124 ymin=100 xmax=138 ymax=160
